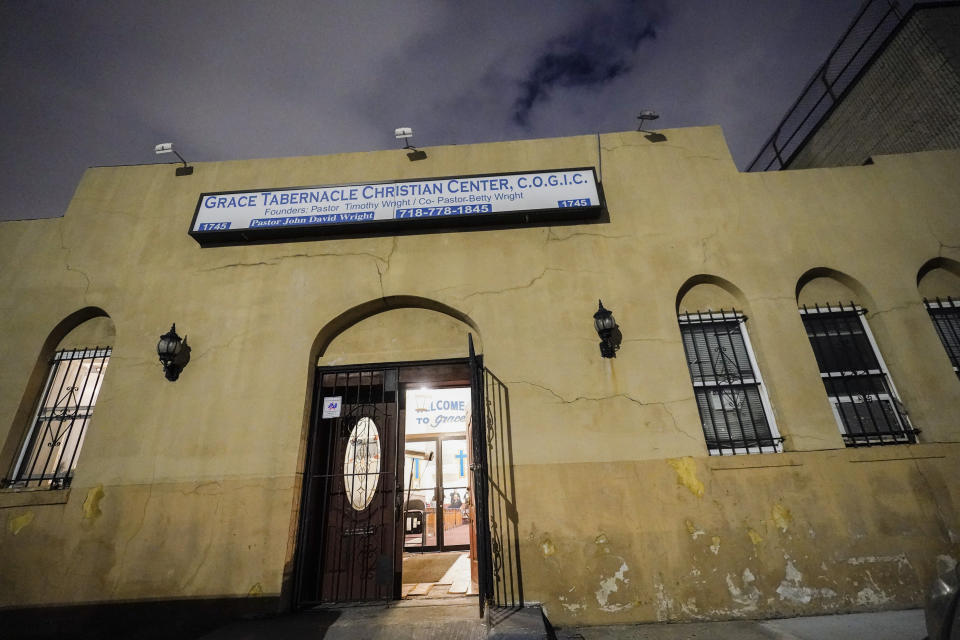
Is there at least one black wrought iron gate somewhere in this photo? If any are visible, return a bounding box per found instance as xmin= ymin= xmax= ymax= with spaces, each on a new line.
xmin=469 ymin=335 xmax=522 ymax=616
xmin=295 ymin=366 xmax=401 ymax=605
xmin=294 ymin=346 xmax=521 ymax=615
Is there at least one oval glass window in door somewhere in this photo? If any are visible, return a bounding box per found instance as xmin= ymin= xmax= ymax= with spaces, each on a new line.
xmin=344 ymin=417 xmax=381 ymax=511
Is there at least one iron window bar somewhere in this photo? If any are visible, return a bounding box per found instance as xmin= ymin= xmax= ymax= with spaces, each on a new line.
xmin=799 ymin=303 xmax=917 ymax=446
xmin=4 ymin=347 xmax=111 ymax=489
xmin=678 ymin=309 xmax=783 ymax=456
xmin=924 ymin=296 xmax=960 ymax=380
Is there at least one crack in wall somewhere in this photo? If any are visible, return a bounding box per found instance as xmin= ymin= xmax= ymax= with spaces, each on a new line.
xmin=913 ymin=459 xmax=953 ymax=542
xmin=545 ymin=229 xmax=632 ymax=243
xmin=508 ymin=379 xmax=688 ymax=407
xmin=200 ymin=248 xmax=392 ymax=272
xmin=924 ymin=221 xmax=960 ymax=258
xmin=507 ymin=379 xmax=698 ymax=443
xmin=750 ymin=295 xmax=797 ymax=304
xmin=620 ymin=336 xmax=682 ymax=345
xmin=179 ymin=495 xmax=223 ymax=592
xmin=700 ymin=231 xmax=718 ymax=266
xmin=58 ymin=223 xmax=92 ymax=299
xmin=868 ymin=301 xmax=921 ymax=318
xmin=112 ymin=460 xmax=156 ymax=596
xmin=190 ymin=327 xmax=257 ymax=362
xmin=462 ymin=266 xmax=561 ymax=300
xmin=375 ymin=238 xmax=399 ymax=300
xmin=939 ymin=240 xmax=960 ymax=256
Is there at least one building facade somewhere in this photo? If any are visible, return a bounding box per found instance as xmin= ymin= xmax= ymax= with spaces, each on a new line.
xmin=1 ymin=126 xmax=958 ymax=627
xmin=749 ymin=0 xmax=960 ymax=171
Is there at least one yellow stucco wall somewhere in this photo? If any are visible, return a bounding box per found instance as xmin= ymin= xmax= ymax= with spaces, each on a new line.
xmin=0 ymin=127 xmax=958 ymax=623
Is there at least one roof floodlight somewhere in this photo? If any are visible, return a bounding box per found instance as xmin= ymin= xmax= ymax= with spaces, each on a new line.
xmin=394 ymin=126 xmax=425 ymax=160
xmin=153 ymin=142 xmax=193 ymax=176
xmin=637 ymin=110 xmax=660 ymax=132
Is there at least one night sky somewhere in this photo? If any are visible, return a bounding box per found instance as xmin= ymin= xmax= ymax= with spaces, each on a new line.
xmin=0 ymin=0 xmax=864 ymax=222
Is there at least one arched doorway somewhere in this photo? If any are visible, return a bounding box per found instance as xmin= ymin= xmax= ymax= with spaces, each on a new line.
xmin=293 ymin=298 xmax=508 ymax=613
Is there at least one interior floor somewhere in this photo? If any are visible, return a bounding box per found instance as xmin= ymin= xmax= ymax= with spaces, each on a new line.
xmin=401 ymin=551 xmax=477 ymax=599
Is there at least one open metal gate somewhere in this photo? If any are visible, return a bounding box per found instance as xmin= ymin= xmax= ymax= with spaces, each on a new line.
xmin=469 ymin=335 xmax=523 ymax=616
xmin=294 ymin=345 xmax=520 ymax=615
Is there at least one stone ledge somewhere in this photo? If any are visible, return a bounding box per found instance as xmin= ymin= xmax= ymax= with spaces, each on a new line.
xmin=0 ymin=488 xmax=70 ymax=509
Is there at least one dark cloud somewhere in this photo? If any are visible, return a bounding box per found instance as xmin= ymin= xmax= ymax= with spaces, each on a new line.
xmin=512 ymin=6 xmax=658 ymax=126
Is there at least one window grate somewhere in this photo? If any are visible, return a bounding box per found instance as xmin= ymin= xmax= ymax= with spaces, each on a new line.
xmin=800 ymin=303 xmax=916 ymax=446
xmin=924 ymin=296 xmax=960 ymax=380
xmin=679 ymin=309 xmax=782 ymax=455
xmin=4 ymin=347 xmax=111 ymax=489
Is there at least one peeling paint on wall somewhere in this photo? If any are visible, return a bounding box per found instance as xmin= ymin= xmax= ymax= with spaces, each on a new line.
xmin=747 ymin=528 xmax=763 ymax=545
xmin=540 ymin=538 xmax=556 ymax=557
xmin=594 ymin=532 xmax=609 ymax=545
xmin=595 ymin=560 xmax=632 ymax=612
xmin=685 ymin=519 xmax=705 ymax=539
xmin=776 ymin=556 xmax=836 ymax=604
xmin=709 ymin=536 xmax=721 ymax=555
xmin=667 ymin=457 xmax=704 ymax=498
xmin=558 ymin=590 xmax=585 ymax=613
xmin=845 ymin=553 xmax=911 ymax=572
xmin=8 ymin=511 xmax=34 ymax=535
xmin=654 ymin=581 xmax=673 ymax=621
xmin=855 ymin=571 xmax=891 ymax=606
xmin=82 ymin=485 xmax=104 ymax=520
xmin=725 ymin=568 xmax=760 ymax=611
xmin=771 ymin=503 xmax=792 ymax=532
xmin=248 ymin=582 xmax=263 ymax=597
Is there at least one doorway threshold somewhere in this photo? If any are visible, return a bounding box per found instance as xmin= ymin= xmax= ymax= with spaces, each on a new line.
xmin=402 ymin=550 xmax=477 ymax=600
xmin=305 ymin=595 xmax=477 ymax=611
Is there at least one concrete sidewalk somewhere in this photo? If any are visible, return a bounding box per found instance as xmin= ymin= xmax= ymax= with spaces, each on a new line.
xmin=559 ymin=609 xmax=926 ymax=640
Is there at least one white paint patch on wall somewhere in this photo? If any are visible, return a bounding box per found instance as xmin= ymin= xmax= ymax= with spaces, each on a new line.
xmin=776 ymin=557 xmax=837 ymax=604
xmin=845 ymin=553 xmax=911 ymax=570
xmin=725 ymin=569 xmax=760 ymax=611
xmin=855 ymin=570 xmax=892 ymax=606
xmin=654 ymin=582 xmax=673 ymax=622
xmin=558 ymin=591 xmax=585 ymax=613
xmin=709 ymin=536 xmax=721 ymax=555
xmin=595 ymin=561 xmax=633 ymax=612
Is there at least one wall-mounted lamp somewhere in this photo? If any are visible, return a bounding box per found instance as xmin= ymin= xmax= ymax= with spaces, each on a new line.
xmin=154 ymin=142 xmax=194 ymax=176
xmin=157 ymin=324 xmax=191 ymax=380
xmin=593 ymin=300 xmax=622 ymax=358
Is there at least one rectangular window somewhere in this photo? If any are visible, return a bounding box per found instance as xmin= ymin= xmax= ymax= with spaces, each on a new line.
xmin=800 ymin=304 xmax=916 ymax=446
xmin=679 ymin=310 xmax=781 ymax=455
xmin=7 ymin=347 xmax=111 ymax=489
xmin=924 ymin=297 xmax=960 ymax=380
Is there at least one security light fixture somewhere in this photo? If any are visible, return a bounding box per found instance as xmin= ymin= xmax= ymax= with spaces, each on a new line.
xmin=157 ymin=323 xmax=189 ymax=380
xmin=593 ymin=300 xmax=622 ymax=358
xmin=637 ymin=110 xmax=660 ymax=131
xmin=394 ymin=127 xmax=427 ymax=161
xmin=154 ymin=142 xmax=194 ymax=176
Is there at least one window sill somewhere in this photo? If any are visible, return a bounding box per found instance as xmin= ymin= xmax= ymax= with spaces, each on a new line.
xmin=0 ymin=487 xmax=70 ymax=509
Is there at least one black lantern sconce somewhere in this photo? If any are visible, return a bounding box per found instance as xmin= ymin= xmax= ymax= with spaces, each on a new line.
xmin=593 ymin=300 xmax=622 ymax=358
xmin=157 ymin=324 xmax=191 ymax=381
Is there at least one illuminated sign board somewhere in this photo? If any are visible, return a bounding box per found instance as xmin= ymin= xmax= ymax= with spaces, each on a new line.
xmin=188 ymin=167 xmax=601 ymax=245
